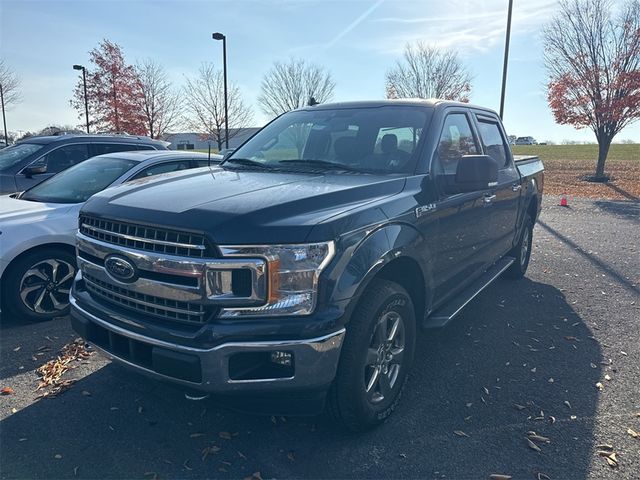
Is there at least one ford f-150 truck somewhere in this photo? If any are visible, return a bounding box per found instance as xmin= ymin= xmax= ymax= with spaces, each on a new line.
xmin=70 ymin=99 xmax=544 ymax=431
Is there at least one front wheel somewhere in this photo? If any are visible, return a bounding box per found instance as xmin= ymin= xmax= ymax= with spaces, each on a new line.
xmin=2 ymin=248 xmax=76 ymax=322
xmin=505 ymin=213 xmax=534 ymax=279
xmin=328 ymin=279 xmax=416 ymax=431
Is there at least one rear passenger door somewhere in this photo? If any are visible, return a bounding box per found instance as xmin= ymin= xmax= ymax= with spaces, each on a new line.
xmin=473 ymin=113 xmax=521 ymax=261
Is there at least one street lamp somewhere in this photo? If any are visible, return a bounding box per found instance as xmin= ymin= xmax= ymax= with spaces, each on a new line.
xmin=212 ymin=32 xmax=229 ymax=149
xmin=0 ymin=83 xmax=7 ymax=146
xmin=73 ymin=64 xmax=90 ymax=133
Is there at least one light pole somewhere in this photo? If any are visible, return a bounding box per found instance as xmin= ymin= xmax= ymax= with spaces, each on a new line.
xmin=212 ymin=32 xmax=229 ymax=149
xmin=499 ymin=0 xmax=514 ymax=120
xmin=73 ymin=64 xmax=90 ymax=133
xmin=0 ymin=83 xmax=7 ymax=145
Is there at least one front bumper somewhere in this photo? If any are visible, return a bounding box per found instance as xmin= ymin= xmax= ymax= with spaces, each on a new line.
xmin=70 ymin=294 xmax=345 ymax=394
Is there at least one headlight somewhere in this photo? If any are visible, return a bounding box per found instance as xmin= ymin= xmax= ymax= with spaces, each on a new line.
xmin=219 ymin=241 xmax=335 ymax=317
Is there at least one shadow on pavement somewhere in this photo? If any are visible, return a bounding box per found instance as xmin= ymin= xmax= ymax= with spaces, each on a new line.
xmin=0 ymin=279 xmax=601 ymax=479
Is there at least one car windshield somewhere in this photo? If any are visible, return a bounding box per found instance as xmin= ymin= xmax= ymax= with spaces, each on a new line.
xmin=227 ymin=105 xmax=433 ymax=174
xmin=20 ymin=156 xmax=138 ymax=203
xmin=0 ymin=143 xmax=44 ymax=171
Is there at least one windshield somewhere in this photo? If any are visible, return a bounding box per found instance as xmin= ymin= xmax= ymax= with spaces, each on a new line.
xmin=21 ymin=156 xmax=138 ymax=203
xmin=228 ymin=105 xmax=433 ymax=174
xmin=0 ymin=143 xmax=44 ymax=171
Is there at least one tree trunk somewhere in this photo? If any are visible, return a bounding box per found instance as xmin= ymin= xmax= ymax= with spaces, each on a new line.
xmin=594 ymin=137 xmax=612 ymax=180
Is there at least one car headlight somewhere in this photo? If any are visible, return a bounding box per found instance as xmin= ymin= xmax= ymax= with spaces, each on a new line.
xmin=218 ymin=241 xmax=335 ymax=317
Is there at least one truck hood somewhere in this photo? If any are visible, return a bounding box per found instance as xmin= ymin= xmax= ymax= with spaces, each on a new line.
xmin=82 ymin=168 xmax=405 ymax=244
xmin=0 ymin=195 xmax=76 ymax=225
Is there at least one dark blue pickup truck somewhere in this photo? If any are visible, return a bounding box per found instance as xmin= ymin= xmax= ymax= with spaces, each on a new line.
xmin=70 ymin=99 xmax=543 ymax=430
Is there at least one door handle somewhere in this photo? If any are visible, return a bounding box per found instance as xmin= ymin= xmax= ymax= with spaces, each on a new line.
xmin=512 ymin=184 xmax=522 ymax=192
xmin=483 ymin=194 xmax=496 ymax=204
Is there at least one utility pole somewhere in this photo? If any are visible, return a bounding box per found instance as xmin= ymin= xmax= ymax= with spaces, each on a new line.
xmin=0 ymin=83 xmax=8 ymax=145
xmin=499 ymin=0 xmax=514 ymax=120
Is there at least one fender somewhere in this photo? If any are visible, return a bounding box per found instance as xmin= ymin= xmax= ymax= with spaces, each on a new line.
xmin=326 ymin=222 xmax=434 ymax=320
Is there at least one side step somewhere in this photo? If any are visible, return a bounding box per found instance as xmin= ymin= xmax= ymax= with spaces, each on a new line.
xmin=422 ymin=256 xmax=515 ymax=329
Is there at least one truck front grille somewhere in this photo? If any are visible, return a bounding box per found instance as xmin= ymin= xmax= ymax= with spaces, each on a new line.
xmin=84 ymin=273 xmax=210 ymax=324
xmin=79 ymin=215 xmax=213 ymax=258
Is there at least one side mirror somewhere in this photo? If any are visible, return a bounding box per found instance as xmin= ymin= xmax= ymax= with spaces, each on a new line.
xmin=220 ymin=148 xmax=235 ymax=160
xmin=23 ymin=164 xmax=47 ymax=177
xmin=454 ymin=155 xmax=498 ymax=193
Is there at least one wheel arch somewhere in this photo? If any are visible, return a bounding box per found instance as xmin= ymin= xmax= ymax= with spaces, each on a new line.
xmin=1 ymin=242 xmax=76 ymax=284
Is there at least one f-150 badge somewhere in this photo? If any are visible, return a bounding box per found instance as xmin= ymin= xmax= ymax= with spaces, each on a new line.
xmin=415 ymin=204 xmax=436 ymax=218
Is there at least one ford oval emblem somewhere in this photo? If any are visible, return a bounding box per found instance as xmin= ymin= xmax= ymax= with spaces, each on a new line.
xmin=104 ymin=255 xmax=137 ymax=282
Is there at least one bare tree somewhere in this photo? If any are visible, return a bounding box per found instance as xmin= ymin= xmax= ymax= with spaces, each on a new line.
xmin=0 ymin=59 xmax=21 ymax=144
xmin=135 ymin=59 xmax=182 ymax=139
xmin=258 ymin=58 xmax=335 ymax=118
xmin=544 ymin=0 xmax=640 ymax=180
xmin=385 ymin=42 xmax=472 ymax=101
xmin=183 ymin=63 xmax=253 ymax=150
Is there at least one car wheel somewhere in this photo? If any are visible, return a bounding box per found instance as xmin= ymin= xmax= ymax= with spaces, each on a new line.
xmin=328 ymin=279 xmax=416 ymax=431
xmin=505 ymin=213 xmax=533 ymax=279
xmin=2 ymin=248 xmax=76 ymax=322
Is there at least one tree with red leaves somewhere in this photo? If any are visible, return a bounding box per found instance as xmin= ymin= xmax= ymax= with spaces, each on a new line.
xmin=544 ymin=0 xmax=640 ymax=180
xmin=72 ymin=40 xmax=145 ymax=135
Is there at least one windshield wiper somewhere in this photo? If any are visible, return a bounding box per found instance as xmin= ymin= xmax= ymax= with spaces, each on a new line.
xmin=222 ymin=158 xmax=272 ymax=169
xmin=278 ymin=159 xmax=361 ymax=172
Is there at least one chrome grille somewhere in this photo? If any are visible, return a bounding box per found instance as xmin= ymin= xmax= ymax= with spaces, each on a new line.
xmin=79 ymin=215 xmax=212 ymax=258
xmin=84 ymin=273 xmax=210 ymax=324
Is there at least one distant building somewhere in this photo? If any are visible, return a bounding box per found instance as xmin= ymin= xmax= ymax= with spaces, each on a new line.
xmin=163 ymin=128 xmax=262 ymax=151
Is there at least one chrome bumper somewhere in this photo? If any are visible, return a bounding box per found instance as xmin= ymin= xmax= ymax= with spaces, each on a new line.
xmin=70 ymin=295 xmax=345 ymax=393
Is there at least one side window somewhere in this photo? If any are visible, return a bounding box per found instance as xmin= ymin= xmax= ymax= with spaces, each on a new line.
xmin=476 ymin=119 xmax=509 ymax=168
xmin=130 ymin=160 xmax=192 ymax=180
xmin=136 ymin=145 xmax=156 ymax=151
xmin=93 ymin=143 xmax=139 ymax=156
xmin=434 ymin=113 xmax=478 ymax=175
xmin=33 ymin=144 xmax=90 ymax=174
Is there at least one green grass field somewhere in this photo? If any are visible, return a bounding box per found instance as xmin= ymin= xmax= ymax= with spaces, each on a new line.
xmin=512 ymin=143 xmax=639 ymax=163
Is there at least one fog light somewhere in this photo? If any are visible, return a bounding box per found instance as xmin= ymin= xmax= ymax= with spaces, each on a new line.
xmin=270 ymin=351 xmax=293 ymax=367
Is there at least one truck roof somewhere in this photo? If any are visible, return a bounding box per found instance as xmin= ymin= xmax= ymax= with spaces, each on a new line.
xmin=300 ymin=99 xmax=499 ymax=115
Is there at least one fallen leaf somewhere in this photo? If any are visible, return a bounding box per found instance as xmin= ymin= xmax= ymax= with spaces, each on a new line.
xmin=73 ymin=466 xmax=79 ymax=476
xmin=620 ymin=351 xmax=628 ymax=356
xmin=528 ymin=434 xmax=551 ymax=443
xmin=526 ymin=438 xmax=542 ymax=452
xmin=548 ymin=378 xmax=554 ymax=383
xmin=454 ymin=430 xmax=470 ymax=437
xmin=549 ymin=416 xmax=556 ymax=424
xmin=489 ymin=475 xmax=512 ymax=480
xmin=138 ymin=406 xmax=143 ymax=414
xmin=596 ymin=443 xmax=614 ymax=451
xmin=513 ymin=403 xmax=526 ymax=410
xmin=590 ymin=363 xmax=597 ymax=369
xmin=81 ymin=390 xmax=91 ymax=396
xmin=1 ymin=387 xmax=15 ymax=395
xmin=237 ymin=450 xmax=247 ymax=460
xmin=287 ymin=451 xmax=295 ymax=461
xmin=110 ymin=407 xmax=119 ymax=411
xmin=54 ymin=454 xmax=62 ymax=459
xmin=18 ymin=438 xmax=27 ymax=442
xmin=627 ymin=428 xmax=639 ymax=439
xmin=537 ymin=473 xmax=551 ymax=480
xmin=11 ymin=408 xmax=17 ymax=414
xmin=565 ymin=336 xmax=578 ymax=341
xmin=466 ymin=402 xmax=473 ymax=408
xmin=219 ymin=431 xmax=232 ymax=440
xmin=564 ymin=400 xmax=571 ymax=409
xmin=483 ymin=387 xmax=490 ymax=395
xmin=190 ymin=432 xmax=205 ymax=438
xmin=13 ymin=347 xmax=20 ymax=352
xmin=183 ymin=459 xmax=193 ymax=471
xmin=604 ymin=374 xmax=611 ymax=381
xmin=596 ymin=382 xmax=604 ymax=391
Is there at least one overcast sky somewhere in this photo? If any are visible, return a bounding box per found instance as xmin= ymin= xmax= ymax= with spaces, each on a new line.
xmin=1 ymin=0 xmax=639 ymax=142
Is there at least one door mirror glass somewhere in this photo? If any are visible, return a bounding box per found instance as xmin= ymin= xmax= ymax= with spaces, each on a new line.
xmin=452 ymin=155 xmax=498 ymax=193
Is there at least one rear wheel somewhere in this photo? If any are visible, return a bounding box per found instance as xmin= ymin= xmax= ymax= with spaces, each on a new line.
xmin=328 ymin=279 xmax=416 ymax=431
xmin=505 ymin=213 xmax=533 ymax=279
xmin=2 ymin=248 xmax=76 ymax=322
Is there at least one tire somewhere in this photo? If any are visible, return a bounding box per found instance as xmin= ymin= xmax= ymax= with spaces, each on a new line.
xmin=2 ymin=248 xmax=76 ymax=322
xmin=328 ymin=279 xmax=416 ymax=431
xmin=505 ymin=213 xmax=534 ymax=279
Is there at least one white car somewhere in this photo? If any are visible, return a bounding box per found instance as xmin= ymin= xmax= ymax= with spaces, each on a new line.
xmin=0 ymin=150 xmax=221 ymax=321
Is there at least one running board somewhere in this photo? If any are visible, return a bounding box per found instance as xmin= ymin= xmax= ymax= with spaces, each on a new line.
xmin=422 ymin=257 xmax=515 ymax=329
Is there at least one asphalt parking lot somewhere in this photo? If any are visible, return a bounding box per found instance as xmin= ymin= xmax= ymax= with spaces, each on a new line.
xmin=1 ymin=197 xmax=638 ymax=480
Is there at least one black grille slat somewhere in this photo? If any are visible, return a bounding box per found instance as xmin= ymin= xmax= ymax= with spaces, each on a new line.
xmin=79 ymin=215 xmax=212 ymax=258
xmin=84 ymin=273 xmax=207 ymax=324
